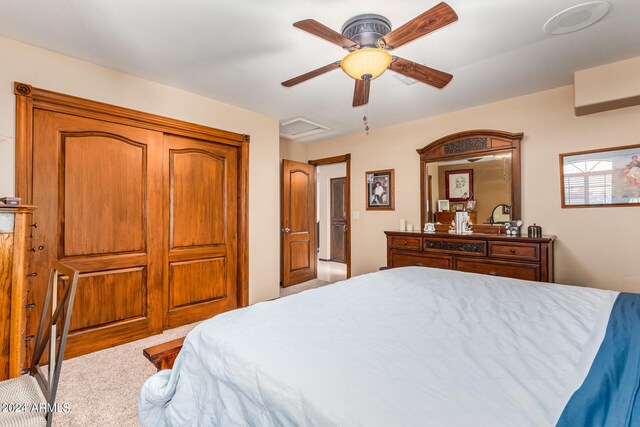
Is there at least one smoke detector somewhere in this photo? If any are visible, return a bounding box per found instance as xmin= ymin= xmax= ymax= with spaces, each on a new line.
xmin=544 ymin=2 xmax=611 ymax=35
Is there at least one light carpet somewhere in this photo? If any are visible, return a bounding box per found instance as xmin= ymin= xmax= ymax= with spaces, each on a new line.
xmin=54 ymin=277 xmax=331 ymax=426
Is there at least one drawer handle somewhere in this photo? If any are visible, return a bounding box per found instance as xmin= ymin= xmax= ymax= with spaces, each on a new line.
xmin=488 ymin=272 xmax=498 ymax=276
xmin=415 ymin=263 xmax=424 ymax=266
xmin=509 ymin=249 xmax=516 ymax=254
xmin=402 ymin=241 xmax=408 ymax=246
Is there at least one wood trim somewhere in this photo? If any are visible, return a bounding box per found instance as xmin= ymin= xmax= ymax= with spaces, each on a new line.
xmin=143 ymin=337 xmax=184 ymax=371
xmin=237 ymin=137 xmax=250 ymax=307
xmin=559 ymin=143 xmax=640 ymax=209
xmin=308 ymin=154 xmax=350 ymax=166
xmin=416 ymin=129 xmax=524 ymax=158
xmin=14 ymin=92 xmax=33 ymax=201
xmin=417 ymin=129 xmax=523 ymax=222
xmin=427 ymin=175 xmax=433 ymax=224
xmin=419 ymin=161 xmax=426 ymax=230
xmin=385 ymin=230 xmax=555 ymax=244
xmin=345 ymin=157 xmax=351 ymax=278
xmin=14 ymin=83 xmax=246 ymax=145
xmin=308 ymin=154 xmax=351 ymax=279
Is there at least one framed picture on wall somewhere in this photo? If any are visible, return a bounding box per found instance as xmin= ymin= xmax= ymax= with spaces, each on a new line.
xmin=366 ymin=169 xmax=394 ymax=210
xmin=445 ymin=169 xmax=473 ymax=201
xmin=560 ymin=144 xmax=640 ymax=208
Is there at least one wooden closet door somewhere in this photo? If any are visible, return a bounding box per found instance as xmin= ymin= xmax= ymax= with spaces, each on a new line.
xmin=29 ymin=110 xmax=163 ymax=360
xmin=281 ymin=160 xmax=317 ymax=287
xmin=163 ymin=135 xmax=238 ymax=329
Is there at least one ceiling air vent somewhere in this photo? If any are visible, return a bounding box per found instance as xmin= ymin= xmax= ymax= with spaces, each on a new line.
xmin=393 ymin=73 xmax=419 ymax=85
xmin=280 ymin=118 xmax=331 ymax=139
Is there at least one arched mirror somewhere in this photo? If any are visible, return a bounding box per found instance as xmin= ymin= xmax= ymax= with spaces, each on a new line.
xmin=489 ymin=203 xmax=511 ymax=224
xmin=418 ymin=130 xmax=523 ymax=231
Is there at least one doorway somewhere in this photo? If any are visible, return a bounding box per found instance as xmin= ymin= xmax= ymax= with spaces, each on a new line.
xmin=310 ymin=155 xmax=351 ymax=283
xmin=280 ymin=154 xmax=350 ymax=293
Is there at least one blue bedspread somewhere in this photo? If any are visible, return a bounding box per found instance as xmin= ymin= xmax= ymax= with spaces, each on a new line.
xmin=557 ymin=292 xmax=640 ymax=427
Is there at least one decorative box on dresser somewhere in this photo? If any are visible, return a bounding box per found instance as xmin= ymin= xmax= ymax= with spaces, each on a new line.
xmin=385 ymin=231 xmax=555 ymax=282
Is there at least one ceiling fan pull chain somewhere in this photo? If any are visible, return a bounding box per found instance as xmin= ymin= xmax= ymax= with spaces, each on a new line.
xmin=364 ymin=103 xmax=371 ymax=135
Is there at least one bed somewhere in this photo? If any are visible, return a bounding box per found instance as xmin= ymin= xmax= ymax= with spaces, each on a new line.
xmin=138 ymin=267 xmax=640 ymax=426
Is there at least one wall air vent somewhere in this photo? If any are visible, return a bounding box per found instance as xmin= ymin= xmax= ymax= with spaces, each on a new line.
xmin=280 ymin=118 xmax=331 ymax=139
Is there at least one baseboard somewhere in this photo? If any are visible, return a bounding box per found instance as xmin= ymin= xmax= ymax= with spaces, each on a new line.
xmin=318 ymin=258 xmax=331 ymax=262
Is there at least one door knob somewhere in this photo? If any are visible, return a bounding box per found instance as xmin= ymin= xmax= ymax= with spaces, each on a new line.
xmin=342 ymin=224 xmax=347 ymax=232
xmin=282 ymin=227 xmax=291 ymax=233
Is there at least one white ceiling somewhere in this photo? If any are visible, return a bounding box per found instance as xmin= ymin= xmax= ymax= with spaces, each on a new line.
xmin=0 ymin=0 xmax=639 ymax=143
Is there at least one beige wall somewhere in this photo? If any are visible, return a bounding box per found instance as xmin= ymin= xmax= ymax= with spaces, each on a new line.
xmin=0 ymin=37 xmax=280 ymax=304
xmin=306 ymin=85 xmax=640 ymax=293
xmin=575 ymin=56 xmax=640 ymax=115
xmin=279 ymin=138 xmax=308 ymax=163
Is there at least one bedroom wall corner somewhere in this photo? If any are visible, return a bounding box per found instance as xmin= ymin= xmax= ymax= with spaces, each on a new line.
xmin=279 ymin=138 xmax=308 ymax=163
xmin=306 ymin=84 xmax=640 ymax=294
xmin=0 ymin=36 xmax=281 ymax=305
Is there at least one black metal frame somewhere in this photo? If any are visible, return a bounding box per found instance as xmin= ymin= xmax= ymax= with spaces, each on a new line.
xmin=30 ymin=261 xmax=79 ymax=427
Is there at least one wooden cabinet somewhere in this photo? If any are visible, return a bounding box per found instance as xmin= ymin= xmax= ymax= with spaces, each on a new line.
xmin=385 ymin=231 xmax=555 ymax=282
xmin=0 ymin=205 xmax=35 ymax=379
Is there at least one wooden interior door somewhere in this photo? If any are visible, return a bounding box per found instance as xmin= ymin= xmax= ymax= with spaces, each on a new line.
xmin=29 ymin=110 xmax=163 ymax=360
xmin=282 ymin=160 xmax=316 ymax=287
xmin=163 ymin=135 xmax=238 ymax=329
xmin=330 ymin=177 xmax=347 ymax=263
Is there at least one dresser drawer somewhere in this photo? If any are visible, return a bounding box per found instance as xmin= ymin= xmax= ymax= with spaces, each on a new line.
xmin=424 ymin=238 xmax=487 ymax=257
xmin=391 ymin=252 xmax=452 ymax=269
xmin=389 ymin=236 xmax=422 ymax=251
xmin=455 ymin=258 xmax=540 ymax=282
xmin=488 ymin=242 xmax=540 ymax=262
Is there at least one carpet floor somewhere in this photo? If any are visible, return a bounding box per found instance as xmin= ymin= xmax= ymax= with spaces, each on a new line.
xmin=54 ymin=277 xmax=332 ymax=426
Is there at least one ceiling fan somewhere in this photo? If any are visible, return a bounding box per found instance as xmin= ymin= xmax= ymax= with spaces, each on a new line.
xmin=281 ymin=2 xmax=458 ymax=107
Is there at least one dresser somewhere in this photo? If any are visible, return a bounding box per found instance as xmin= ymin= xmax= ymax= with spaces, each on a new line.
xmin=385 ymin=231 xmax=555 ymax=282
xmin=0 ymin=205 xmax=35 ymax=379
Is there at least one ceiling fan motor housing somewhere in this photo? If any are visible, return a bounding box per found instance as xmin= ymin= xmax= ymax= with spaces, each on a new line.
xmin=341 ymin=14 xmax=392 ymax=48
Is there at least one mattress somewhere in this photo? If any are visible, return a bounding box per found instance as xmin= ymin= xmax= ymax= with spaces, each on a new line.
xmin=138 ymin=267 xmax=630 ymax=426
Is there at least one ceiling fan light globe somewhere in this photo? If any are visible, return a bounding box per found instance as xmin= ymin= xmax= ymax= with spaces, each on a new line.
xmin=340 ymin=48 xmax=392 ymax=80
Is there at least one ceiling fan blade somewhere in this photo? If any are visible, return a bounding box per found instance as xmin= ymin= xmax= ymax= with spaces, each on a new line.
xmin=381 ymin=2 xmax=458 ymax=49
xmin=293 ymin=19 xmax=358 ymax=49
xmin=281 ymin=62 xmax=340 ymax=87
xmin=353 ymin=79 xmax=370 ymax=107
xmin=389 ymin=57 xmax=452 ymax=88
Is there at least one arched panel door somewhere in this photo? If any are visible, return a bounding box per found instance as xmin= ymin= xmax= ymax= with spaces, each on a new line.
xmin=281 ymin=160 xmax=317 ymax=287
xmin=30 ymin=110 xmax=164 ymax=360
xmin=163 ymin=135 xmax=238 ymax=328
